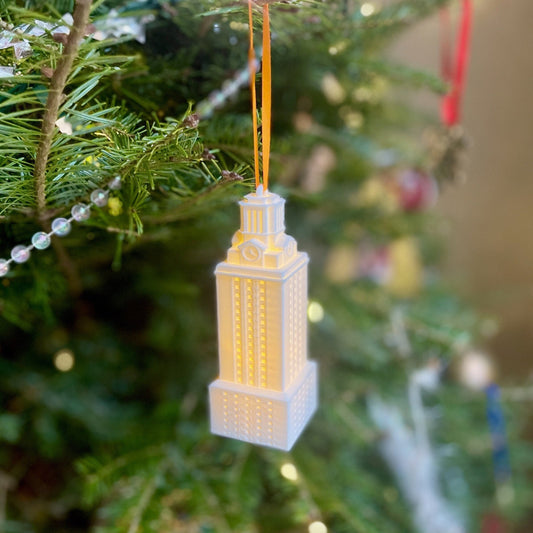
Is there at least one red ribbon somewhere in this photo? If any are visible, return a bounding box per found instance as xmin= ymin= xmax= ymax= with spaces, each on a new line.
xmin=440 ymin=0 xmax=473 ymax=127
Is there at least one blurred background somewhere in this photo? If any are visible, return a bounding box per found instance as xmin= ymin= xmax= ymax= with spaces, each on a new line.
xmin=393 ymin=0 xmax=533 ymax=381
xmin=394 ymin=3 xmax=533 ymax=528
xmin=2 ymin=1 xmax=533 ymax=531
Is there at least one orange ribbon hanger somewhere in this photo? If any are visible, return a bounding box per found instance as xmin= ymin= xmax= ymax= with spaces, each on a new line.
xmin=248 ymin=0 xmax=260 ymax=189
xmin=261 ymin=3 xmax=271 ymax=191
xmin=248 ymin=0 xmax=272 ymax=192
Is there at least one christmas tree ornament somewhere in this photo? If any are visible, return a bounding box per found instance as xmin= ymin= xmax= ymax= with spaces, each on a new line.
xmin=396 ymin=169 xmax=438 ymax=212
xmin=356 ymin=244 xmax=391 ymax=284
xmin=369 ymin=393 xmax=466 ymax=533
xmin=457 ymin=349 xmax=495 ymax=391
xmin=209 ymin=184 xmax=318 ymax=450
xmin=486 ymin=384 xmax=512 ymax=488
xmin=426 ymin=125 xmax=469 ymax=184
xmin=370 ymin=314 xmax=465 ymax=533
xmin=384 ymin=238 xmax=423 ymax=298
xmin=209 ymin=1 xmax=317 ymax=451
xmin=426 ymin=0 xmax=472 ymax=184
xmin=456 ymin=350 xmax=512 ymax=504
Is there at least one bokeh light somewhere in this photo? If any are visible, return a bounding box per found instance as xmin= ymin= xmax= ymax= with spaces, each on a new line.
xmin=54 ymin=349 xmax=75 ymax=372
xmin=280 ymin=462 xmax=299 ymax=481
xmin=307 ymin=301 xmax=324 ymax=323
xmin=309 ymin=521 xmax=328 ymax=533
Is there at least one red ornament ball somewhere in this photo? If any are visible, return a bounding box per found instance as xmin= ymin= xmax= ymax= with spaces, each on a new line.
xmin=397 ymin=169 xmax=438 ymax=212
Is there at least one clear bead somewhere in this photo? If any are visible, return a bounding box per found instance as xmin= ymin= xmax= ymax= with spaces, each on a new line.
xmin=52 ymin=217 xmax=71 ymax=236
xmin=90 ymin=188 xmax=109 ymax=207
xmin=11 ymin=245 xmax=30 ymax=263
xmin=71 ymin=203 xmax=91 ymax=222
xmin=32 ymin=231 xmax=51 ymax=250
xmin=108 ymin=176 xmax=122 ymax=190
xmin=0 ymin=259 xmax=9 ymax=277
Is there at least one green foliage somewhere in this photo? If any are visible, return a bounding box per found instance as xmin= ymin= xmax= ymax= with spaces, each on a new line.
xmin=0 ymin=1 xmax=531 ymax=533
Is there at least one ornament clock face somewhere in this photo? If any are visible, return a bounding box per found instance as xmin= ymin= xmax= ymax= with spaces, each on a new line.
xmin=241 ymin=243 xmax=261 ymax=263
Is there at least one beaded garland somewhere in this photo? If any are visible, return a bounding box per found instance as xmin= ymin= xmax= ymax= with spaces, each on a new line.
xmin=0 ymin=32 xmax=264 ymax=279
xmin=0 ymin=176 xmax=121 ymax=277
xmin=0 ymin=46 xmax=262 ymax=279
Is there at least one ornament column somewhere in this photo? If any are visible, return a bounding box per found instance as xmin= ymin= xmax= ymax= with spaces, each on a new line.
xmin=209 ymin=185 xmax=317 ymax=451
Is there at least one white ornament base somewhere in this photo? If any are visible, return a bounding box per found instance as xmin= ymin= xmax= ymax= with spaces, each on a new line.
xmin=210 ymin=360 xmax=317 ymax=451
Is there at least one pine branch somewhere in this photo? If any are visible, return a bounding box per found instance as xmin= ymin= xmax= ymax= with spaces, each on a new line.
xmin=127 ymin=468 xmax=161 ymax=533
xmin=33 ymin=0 xmax=92 ymax=217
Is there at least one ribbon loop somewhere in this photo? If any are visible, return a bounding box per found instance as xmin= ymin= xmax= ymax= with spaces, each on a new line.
xmin=248 ymin=0 xmax=272 ymax=191
xmin=248 ymin=0 xmax=260 ymax=189
xmin=440 ymin=0 xmax=473 ymax=127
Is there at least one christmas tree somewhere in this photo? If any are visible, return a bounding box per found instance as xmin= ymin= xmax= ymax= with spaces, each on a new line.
xmin=0 ymin=1 xmax=531 ymax=532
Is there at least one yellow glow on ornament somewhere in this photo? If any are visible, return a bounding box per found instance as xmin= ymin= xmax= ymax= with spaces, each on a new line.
xmin=307 ymin=301 xmax=324 ymax=323
xmin=309 ymin=521 xmax=328 ymax=533
xmin=54 ymin=349 xmax=75 ymax=372
xmin=360 ymin=2 xmax=376 ymax=16
xmin=280 ymin=462 xmax=299 ymax=481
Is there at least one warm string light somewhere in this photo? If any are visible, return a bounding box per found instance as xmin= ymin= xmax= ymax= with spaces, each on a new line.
xmin=0 ymin=176 xmax=122 ymax=277
xmin=53 ymin=348 xmax=75 ymax=372
xmin=308 ymin=521 xmax=328 ymax=533
xmin=307 ymin=301 xmax=324 ymax=323
xmin=360 ymin=2 xmax=376 ymax=17
xmin=280 ymin=462 xmax=299 ymax=481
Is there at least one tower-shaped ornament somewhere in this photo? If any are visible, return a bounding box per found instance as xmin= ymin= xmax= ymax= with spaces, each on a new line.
xmin=209 ymin=185 xmax=318 ymax=450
